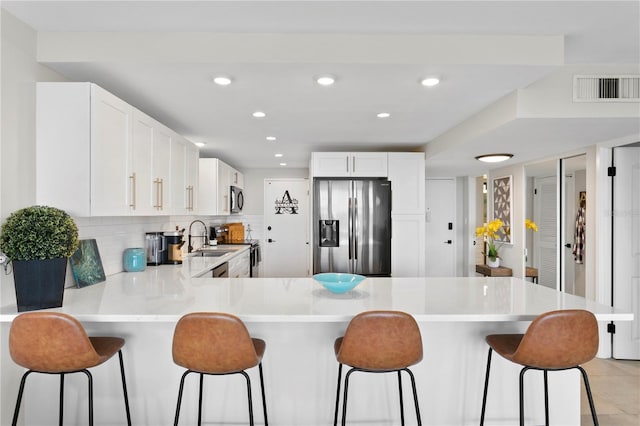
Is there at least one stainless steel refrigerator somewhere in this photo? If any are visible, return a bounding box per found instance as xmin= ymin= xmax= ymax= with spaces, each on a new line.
xmin=313 ymin=179 xmax=391 ymax=276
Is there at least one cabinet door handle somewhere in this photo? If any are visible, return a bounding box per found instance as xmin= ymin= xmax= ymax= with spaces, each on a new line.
xmin=353 ymin=156 xmax=356 ymax=173
xmin=129 ymin=173 xmax=136 ymax=209
xmin=346 ymin=156 xmax=349 ymax=173
xmin=160 ymin=179 xmax=164 ymax=210
xmin=154 ymin=178 xmax=160 ymax=209
xmin=224 ymin=194 xmax=228 ymax=212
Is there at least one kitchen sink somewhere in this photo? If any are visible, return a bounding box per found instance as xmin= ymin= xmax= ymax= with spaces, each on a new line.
xmin=190 ymin=248 xmax=235 ymax=257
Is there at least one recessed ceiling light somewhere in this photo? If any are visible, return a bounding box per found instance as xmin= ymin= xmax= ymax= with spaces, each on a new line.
xmin=194 ymin=142 xmax=206 ymax=147
xmin=212 ymin=75 xmax=233 ymax=86
xmin=421 ymin=77 xmax=440 ymax=87
xmin=475 ymin=153 xmax=514 ymax=163
xmin=279 ymin=162 xmax=287 ymax=166
xmin=252 ymin=111 xmax=266 ymax=118
xmin=275 ymin=153 xmax=283 ymax=158
xmin=266 ymin=136 xmax=277 ymax=141
xmin=377 ymin=112 xmax=391 ymax=118
xmin=316 ymin=75 xmax=336 ymax=86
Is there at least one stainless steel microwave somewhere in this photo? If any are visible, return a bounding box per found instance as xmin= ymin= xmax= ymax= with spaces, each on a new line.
xmin=230 ymin=186 xmax=244 ymax=213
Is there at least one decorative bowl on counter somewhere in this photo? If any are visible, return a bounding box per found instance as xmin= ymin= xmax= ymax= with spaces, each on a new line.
xmin=312 ymin=273 xmax=366 ymax=294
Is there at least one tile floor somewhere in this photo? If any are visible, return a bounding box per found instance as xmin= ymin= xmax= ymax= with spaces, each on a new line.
xmin=580 ymin=358 xmax=640 ymax=425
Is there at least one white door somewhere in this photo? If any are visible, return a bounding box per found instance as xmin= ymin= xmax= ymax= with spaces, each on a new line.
xmin=263 ymin=179 xmax=310 ymax=277
xmin=534 ymin=176 xmax=558 ymax=289
xmin=563 ymin=171 xmax=576 ymax=294
xmin=425 ymin=178 xmax=455 ymax=276
xmin=613 ymin=146 xmax=640 ymax=359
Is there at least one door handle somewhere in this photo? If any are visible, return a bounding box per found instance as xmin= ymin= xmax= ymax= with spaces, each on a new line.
xmin=267 ymin=238 xmax=276 ymax=243
xmin=444 ymin=240 xmax=452 ymax=244
xmin=565 ymin=243 xmax=572 ymax=248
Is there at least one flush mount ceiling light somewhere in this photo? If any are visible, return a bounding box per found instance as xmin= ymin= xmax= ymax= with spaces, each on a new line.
xmin=315 ymin=75 xmax=336 ymax=86
xmin=274 ymin=153 xmax=283 ymax=158
xmin=420 ymin=77 xmax=440 ymax=87
xmin=377 ymin=112 xmax=391 ymax=118
xmin=212 ymin=75 xmax=233 ymax=86
xmin=475 ymin=153 xmax=514 ymax=163
xmin=279 ymin=162 xmax=287 ymax=166
xmin=266 ymin=136 xmax=277 ymax=141
xmin=252 ymin=111 xmax=266 ymax=118
xmin=194 ymin=142 xmax=206 ymax=147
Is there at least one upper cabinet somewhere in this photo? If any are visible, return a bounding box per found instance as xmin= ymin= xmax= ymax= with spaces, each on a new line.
xmin=36 ymin=82 xmax=199 ymax=217
xmin=388 ymin=152 xmax=425 ymax=215
xmin=311 ymin=152 xmax=388 ymax=177
xmin=198 ymin=158 xmax=243 ymax=216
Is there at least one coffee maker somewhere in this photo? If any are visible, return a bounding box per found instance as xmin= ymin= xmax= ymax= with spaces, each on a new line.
xmin=164 ymin=229 xmax=185 ymax=264
xmin=145 ymin=232 xmax=167 ymax=266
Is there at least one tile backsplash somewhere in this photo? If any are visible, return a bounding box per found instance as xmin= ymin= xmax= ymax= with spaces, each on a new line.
xmin=72 ymin=214 xmax=265 ymax=281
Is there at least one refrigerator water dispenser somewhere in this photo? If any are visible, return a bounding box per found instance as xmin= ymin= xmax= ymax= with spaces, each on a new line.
xmin=319 ymin=220 xmax=339 ymax=247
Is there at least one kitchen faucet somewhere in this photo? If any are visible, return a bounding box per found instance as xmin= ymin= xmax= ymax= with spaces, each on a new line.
xmin=188 ymin=220 xmax=209 ymax=253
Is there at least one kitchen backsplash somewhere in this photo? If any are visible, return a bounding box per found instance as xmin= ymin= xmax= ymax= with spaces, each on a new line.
xmin=72 ymin=214 xmax=265 ymax=283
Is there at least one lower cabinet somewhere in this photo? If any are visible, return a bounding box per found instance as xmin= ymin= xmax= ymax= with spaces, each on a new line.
xmin=228 ymin=250 xmax=250 ymax=278
xmin=391 ymin=215 xmax=426 ymax=277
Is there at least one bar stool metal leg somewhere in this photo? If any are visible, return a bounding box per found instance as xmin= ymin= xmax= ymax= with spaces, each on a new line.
xmin=480 ymin=347 xmax=493 ymax=426
xmin=81 ymin=369 xmax=94 ymax=426
xmin=578 ymin=366 xmax=599 ymax=426
xmin=258 ymin=362 xmax=269 ymax=426
xmin=404 ymin=368 xmax=422 ymax=426
xmin=240 ymin=370 xmax=255 ymax=426
xmin=117 ymin=350 xmax=132 ymax=426
xmin=398 ymin=371 xmax=405 ymax=426
xmin=197 ymin=373 xmax=204 ymax=426
xmin=12 ymin=370 xmax=33 ymax=426
xmin=333 ymin=363 xmax=343 ymax=426
xmin=59 ymin=373 xmax=65 ymax=426
xmin=174 ymin=370 xmax=191 ymax=426
xmin=543 ymin=370 xmax=549 ymax=426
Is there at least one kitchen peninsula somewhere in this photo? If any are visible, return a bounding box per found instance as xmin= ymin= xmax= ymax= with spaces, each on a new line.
xmin=0 ymin=255 xmax=632 ymax=426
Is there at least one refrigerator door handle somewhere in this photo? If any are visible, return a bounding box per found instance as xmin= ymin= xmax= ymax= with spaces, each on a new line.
xmin=354 ymin=197 xmax=358 ymax=260
xmin=348 ymin=197 xmax=353 ymax=261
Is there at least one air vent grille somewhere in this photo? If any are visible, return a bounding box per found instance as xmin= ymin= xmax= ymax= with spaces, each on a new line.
xmin=574 ymin=75 xmax=640 ymax=102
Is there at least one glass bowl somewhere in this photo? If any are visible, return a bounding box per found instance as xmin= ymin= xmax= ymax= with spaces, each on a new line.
xmin=313 ymin=273 xmax=366 ymax=294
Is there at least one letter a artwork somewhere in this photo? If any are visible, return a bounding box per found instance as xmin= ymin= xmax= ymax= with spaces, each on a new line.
xmin=274 ymin=190 xmax=299 ymax=214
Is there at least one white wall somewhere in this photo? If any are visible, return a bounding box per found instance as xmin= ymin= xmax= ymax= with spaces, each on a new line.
xmin=242 ymin=167 xmax=308 ymax=215
xmin=487 ymin=164 xmax=526 ymax=278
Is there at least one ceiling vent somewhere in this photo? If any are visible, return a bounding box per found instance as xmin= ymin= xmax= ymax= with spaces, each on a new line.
xmin=574 ymin=75 xmax=640 ymax=102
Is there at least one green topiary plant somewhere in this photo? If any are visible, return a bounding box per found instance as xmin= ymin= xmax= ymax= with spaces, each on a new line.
xmin=0 ymin=205 xmax=79 ymax=261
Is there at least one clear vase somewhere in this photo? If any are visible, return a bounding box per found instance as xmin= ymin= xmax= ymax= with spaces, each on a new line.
xmin=487 ymin=257 xmax=500 ymax=268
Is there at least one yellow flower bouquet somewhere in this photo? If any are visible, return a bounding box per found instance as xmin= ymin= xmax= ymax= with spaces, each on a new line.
xmin=476 ymin=218 xmax=538 ymax=262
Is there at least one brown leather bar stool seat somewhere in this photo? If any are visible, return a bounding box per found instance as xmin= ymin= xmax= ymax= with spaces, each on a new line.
xmin=333 ymin=310 xmax=423 ymax=426
xmin=172 ymin=312 xmax=268 ymax=426
xmin=480 ymin=309 xmax=599 ymax=426
xmin=9 ymin=312 xmax=132 ymax=426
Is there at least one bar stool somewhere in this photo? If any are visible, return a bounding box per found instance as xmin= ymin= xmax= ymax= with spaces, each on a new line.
xmin=480 ymin=309 xmax=599 ymax=426
xmin=9 ymin=312 xmax=132 ymax=426
xmin=172 ymin=312 xmax=268 ymax=426
xmin=333 ymin=310 xmax=423 ymax=426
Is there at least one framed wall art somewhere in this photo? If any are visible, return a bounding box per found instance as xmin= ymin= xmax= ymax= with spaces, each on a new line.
xmin=492 ymin=175 xmax=512 ymax=243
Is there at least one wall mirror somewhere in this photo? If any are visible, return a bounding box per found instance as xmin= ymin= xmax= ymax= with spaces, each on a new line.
xmin=525 ymin=159 xmax=558 ymax=289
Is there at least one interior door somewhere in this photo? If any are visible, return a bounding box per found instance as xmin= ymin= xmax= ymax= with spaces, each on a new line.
xmin=425 ymin=178 xmax=455 ymax=276
xmin=613 ymin=146 xmax=640 ymax=359
xmin=263 ymin=179 xmax=310 ymax=277
xmin=534 ymin=176 xmax=558 ymax=289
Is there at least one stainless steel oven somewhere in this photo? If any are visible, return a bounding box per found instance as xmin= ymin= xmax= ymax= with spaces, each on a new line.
xmin=230 ymin=186 xmax=244 ymax=213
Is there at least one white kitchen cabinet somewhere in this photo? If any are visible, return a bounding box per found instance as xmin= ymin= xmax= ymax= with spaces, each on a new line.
xmin=199 ymin=158 xmax=232 ymax=215
xmin=230 ymin=167 xmax=244 ymax=189
xmin=36 ymin=82 xmax=133 ymax=216
xmin=131 ymin=110 xmax=155 ymax=215
xmin=171 ymin=135 xmax=199 ymax=215
xmin=151 ymin=124 xmax=172 ymax=213
xmin=228 ymin=250 xmax=250 ymax=278
xmin=391 ymin=214 xmax=426 ymax=277
xmin=185 ymin=142 xmax=199 ymax=213
xmin=311 ymin=152 xmax=388 ymax=177
xmin=388 ymin=152 xmax=425 ymax=215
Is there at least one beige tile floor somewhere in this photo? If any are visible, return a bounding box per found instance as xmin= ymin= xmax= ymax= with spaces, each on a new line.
xmin=580 ymin=358 xmax=640 ymax=425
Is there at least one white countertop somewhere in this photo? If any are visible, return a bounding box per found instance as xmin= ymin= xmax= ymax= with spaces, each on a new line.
xmin=0 ymin=255 xmax=632 ymax=322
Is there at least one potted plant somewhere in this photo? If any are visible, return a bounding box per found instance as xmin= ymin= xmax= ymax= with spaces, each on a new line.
xmin=0 ymin=205 xmax=79 ymax=311
xmin=476 ymin=218 xmax=538 ymax=268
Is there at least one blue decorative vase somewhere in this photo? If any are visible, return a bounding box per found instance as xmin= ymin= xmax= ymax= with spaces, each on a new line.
xmin=123 ymin=248 xmax=146 ymax=272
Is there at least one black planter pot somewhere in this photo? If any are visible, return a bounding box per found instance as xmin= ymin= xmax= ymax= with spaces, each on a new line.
xmin=12 ymin=258 xmax=67 ymax=312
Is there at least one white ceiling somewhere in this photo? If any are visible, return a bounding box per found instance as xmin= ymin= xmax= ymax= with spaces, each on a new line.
xmin=3 ymin=1 xmax=639 ymax=175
